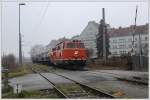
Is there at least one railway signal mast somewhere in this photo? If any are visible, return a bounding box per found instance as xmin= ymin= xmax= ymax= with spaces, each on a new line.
xmin=136 ymin=6 xmax=143 ymax=70
xmin=132 ymin=5 xmax=138 ymax=55
xmin=132 ymin=6 xmax=143 ymax=69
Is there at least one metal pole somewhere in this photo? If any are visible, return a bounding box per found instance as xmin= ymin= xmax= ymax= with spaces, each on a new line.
xmin=19 ymin=3 xmax=25 ymax=65
xmin=102 ymin=8 xmax=107 ymax=63
xmin=19 ymin=4 xmax=22 ymax=65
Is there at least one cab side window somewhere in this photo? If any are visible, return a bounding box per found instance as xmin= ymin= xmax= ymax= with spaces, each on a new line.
xmin=52 ymin=48 xmax=56 ymax=51
xmin=57 ymin=46 xmax=60 ymax=50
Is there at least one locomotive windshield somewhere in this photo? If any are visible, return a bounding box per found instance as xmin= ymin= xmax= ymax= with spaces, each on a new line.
xmin=67 ymin=43 xmax=76 ymax=48
xmin=66 ymin=42 xmax=85 ymax=48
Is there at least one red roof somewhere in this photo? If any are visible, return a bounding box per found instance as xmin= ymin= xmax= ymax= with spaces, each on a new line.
xmin=108 ymin=23 xmax=149 ymax=37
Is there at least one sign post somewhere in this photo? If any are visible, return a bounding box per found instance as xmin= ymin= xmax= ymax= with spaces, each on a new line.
xmin=13 ymin=83 xmax=22 ymax=94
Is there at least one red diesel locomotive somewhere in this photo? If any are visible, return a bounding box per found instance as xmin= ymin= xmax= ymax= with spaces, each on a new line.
xmin=50 ymin=40 xmax=87 ymax=68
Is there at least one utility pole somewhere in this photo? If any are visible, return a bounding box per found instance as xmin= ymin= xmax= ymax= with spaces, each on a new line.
xmin=96 ymin=8 xmax=109 ymax=61
xmin=19 ymin=3 xmax=25 ymax=65
xmin=102 ymin=8 xmax=107 ymax=63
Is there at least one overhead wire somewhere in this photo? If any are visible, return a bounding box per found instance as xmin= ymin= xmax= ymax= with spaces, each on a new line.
xmin=32 ymin=2 xmax=50 ymax=36
xmin=29 ymin=2 xmax=50 ymax=56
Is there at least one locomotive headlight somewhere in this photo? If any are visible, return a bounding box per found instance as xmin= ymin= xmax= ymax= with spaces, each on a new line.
xmin=74 ymin=51 xmax=78 ymax=55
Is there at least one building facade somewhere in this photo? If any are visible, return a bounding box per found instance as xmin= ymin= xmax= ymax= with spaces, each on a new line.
xmin=72 ymin=21 xmax=148 ymax=58
xmin=109 ymin=24 xmax=148 ymax=57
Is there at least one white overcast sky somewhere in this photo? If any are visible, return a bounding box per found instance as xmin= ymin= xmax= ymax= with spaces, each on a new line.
xmin=0 ymin=1 xmax=149 ymax=57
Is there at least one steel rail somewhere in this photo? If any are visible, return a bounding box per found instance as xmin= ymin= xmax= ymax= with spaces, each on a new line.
xmin=54 ymin=72 xmax=116 ymax=98
xmin=31 ymin=68 xmax=68 ymax=98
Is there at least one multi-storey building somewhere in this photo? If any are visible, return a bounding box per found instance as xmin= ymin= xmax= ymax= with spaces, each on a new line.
xmin=109 ymin=24 xmax=148 ymax=57
xmin=72 ymin=21 xmax=148 ymax=58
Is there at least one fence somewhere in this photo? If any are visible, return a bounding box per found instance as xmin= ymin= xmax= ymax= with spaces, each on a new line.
xmin=132 ymin=56 xmax=148 ymax=72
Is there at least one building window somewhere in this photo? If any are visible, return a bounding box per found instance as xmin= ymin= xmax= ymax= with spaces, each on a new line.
xmin=113 ymin=40 xmax=117 ymax=43
xmin=113 ymin=52 xmax=117 ymax=55
xmin=128 ymin=38 xmax=132 ymax=42
xmin=145 ymin=43 xmax=148 ymax=48
xmin=113 ymin=45 xmax=117 ymax=49
xmin=120 ymin=51 xmax=123 ymax=54
xmin=128 ymin=44 xmax=132 ymax=48
xmin=120 ymin=51 xmax=126 ymax=54
xmin=145 ymin=37 xmax=148 ymax=40
xmin=119 ymin=39 xmax=125 ymax=43
xmin=142 ymin=44 xmax=145 ymax=48
xmin=119 ymin=45 xmax=125 ymax=49
xmin=134 ymin=44 xmax=137 ymax=48
xmin=110 ymin=45 xmax=113 ymax=49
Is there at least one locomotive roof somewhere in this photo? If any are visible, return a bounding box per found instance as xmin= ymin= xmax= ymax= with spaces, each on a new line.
xmin=55 ymin=40 xmax=82 ymax=46
xmin=55 ymin=40 xmax=67 ymax=46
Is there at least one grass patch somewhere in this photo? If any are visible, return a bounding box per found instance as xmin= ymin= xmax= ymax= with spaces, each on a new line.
xmin=2 ymin=89 xmax=59 ymax=98
xmin=8 ymin=67 xmax=30 ymax=78
xmin=2 ymin=65 xmax=32 ymax=79
xmin=2 ymin=85 xmax=13 ymax=94
xmin=57 ymin=83 xmax=84 ymax=94
xmin=30 ymin=63 xmax=66 ymax=73
xmin=2 ymin=64 xmax=32 ymax=78
xmin=31 ymin=64 xmax=58 ymax=73
xmin=2 ymin=85 xmax=15 ymax=98
xmin=15 ymin=90 xmax=59 ymax=98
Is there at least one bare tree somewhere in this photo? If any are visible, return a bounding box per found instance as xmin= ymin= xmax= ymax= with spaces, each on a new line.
xmin=2 ymin=54 xmax=18 ymax=70
xmin=96 ymin=19 xmax=110 ymax=58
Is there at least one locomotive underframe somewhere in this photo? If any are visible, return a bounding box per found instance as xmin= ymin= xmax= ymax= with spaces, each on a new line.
xmin=54 ymin=59 xmax=86 ymax=67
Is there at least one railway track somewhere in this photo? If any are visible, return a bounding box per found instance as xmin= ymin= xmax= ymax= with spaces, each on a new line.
xmin=31 ymin=68 xmax=68 ymax=98
xmin=30 ymin=65 xmax=116 ymax=98
xmin=54 ymin=72 xmax=116 ymax=98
